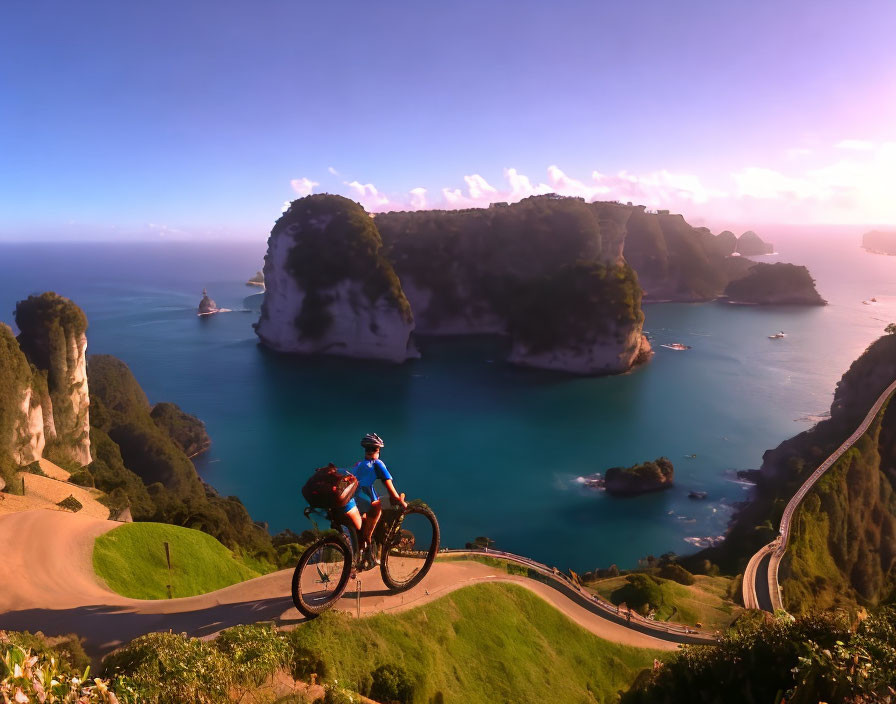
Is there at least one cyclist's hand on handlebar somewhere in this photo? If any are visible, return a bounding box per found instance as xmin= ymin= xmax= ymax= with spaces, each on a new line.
xmin=396 ymin=492 xmax=407 ymax=509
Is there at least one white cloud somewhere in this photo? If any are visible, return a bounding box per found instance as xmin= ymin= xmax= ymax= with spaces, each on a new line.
xmin=442 ymin=187 xmax=464 ymax=205
xmin=464 ymin=174 xmax=497 ymax=200
xmin=409 ymin=187 xmax=427 ymax=210
xmin=328 ymin=166 xmax=341 ymax=176
xmin=836 ymin=139 xmax=874 ymax=151
xmin=290 ymin=177 xmax=318 ymax=196
xmin=345 ymin=180 xmax=390 ymax=210
xmin=504 ymin=167 xmax=552 ymax=199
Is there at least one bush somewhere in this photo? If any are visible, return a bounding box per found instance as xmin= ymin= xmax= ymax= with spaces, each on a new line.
xmin=657 ymin=563 xmax=695 ymax=586
xmin=214 ymin=624 xmax=289 ymax=687
xmin=102 ymin=631 xmax=232 ymax=703
xmin=610 ymin=574 xmax=665 ymax=615
xmin=57 ymin=495 xmax=83 ymax=512
xmin=369 ymin=663 xmax=415 ymax=704
xmin=69 ymin=469 xmax=95 ymax=488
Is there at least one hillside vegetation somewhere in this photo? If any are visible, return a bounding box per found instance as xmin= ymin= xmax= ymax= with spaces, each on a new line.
xmin=781 ymin=397 xmax=896 ymax=613
xmin=93 ymin=522 xmax=262 ymax=599
xmin=622 ymin=608 xmax=896 ymax=704
xmin=691 ymin=332 xmax=896 ymax=579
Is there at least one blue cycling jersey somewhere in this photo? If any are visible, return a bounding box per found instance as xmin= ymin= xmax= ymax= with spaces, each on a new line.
xmin=343 ymin=459 xmax=392 ymax=513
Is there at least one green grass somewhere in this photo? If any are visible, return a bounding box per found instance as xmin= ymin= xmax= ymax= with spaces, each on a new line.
xmin=93 ymin=522 xmax=261 ymax=599
xmin=587 ymin=574 xmax=742 ymax=631
xmin=290 ymin=582 xmax=664 ymax=704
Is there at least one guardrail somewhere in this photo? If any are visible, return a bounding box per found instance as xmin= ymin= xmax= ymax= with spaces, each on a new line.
xmin=442 ymin=548 xmax=717 ymax=645
xmin=743 ymin=378 xmax=896 ymax=612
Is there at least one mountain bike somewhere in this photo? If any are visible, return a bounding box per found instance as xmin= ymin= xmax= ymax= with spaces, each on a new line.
xmin=291 ymin=500 xmax=440 ymax=618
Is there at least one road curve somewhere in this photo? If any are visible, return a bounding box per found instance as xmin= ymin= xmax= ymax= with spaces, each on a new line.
xmin=743 ymin=378 xmax=896 ymax=611
xmin=0 ymin=509 xmax=699 ymax=658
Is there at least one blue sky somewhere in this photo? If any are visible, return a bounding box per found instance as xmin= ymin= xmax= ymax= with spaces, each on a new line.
xmin=2 ymin=0 xmax=895 ymax=240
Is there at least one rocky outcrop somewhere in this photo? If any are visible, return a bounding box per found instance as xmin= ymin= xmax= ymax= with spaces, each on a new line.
xmin=723 ymin=262 xmax=826 ymax=305
xmin=604 ymin=457 xmax=675 ymax=496
xmin=1 ymin=324 xmax=46 ymax=468
xmin=198 ymin=289 xmax=218 ymax=315
xmin=735 ymin=230 xmax=774 ymax=255
xmin=255 ymin=194 xmax=416 ymax=363
xmin=862 ymin=230 xmax=896 ymax=255
xmin=15 ymin=293 xmax=91 ymax=466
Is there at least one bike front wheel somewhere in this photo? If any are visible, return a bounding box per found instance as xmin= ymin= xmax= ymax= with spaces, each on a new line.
xmin=292 ymin=534 xmax=353 ymax=618
xmin=379 ymin=505 xmax=440 ymax=592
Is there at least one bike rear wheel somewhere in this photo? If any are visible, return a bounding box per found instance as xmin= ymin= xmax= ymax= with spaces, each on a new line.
xmin=379 ymin=505 xmax=440 ymax=592
xmin=292 ymin=534 xmax=353 ymax=618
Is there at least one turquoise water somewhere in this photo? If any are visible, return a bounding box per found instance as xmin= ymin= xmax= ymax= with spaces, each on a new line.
xmin=1 ymin=230 xmax=894 ymax=570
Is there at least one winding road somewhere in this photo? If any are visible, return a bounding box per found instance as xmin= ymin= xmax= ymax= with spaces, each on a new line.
xmin=743 ymin=378 xmax=896 ymax=612
xmin=0 ymin=509 xmax=714 ymax=660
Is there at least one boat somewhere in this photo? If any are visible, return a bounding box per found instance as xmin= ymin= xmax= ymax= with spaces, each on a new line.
xmin=871 ymin=297 xmax=878 ymax=302
xmin=862 ymin=300 xmax=871 ymax=305
xmin=768 ymin=331 xmax=786 ymax=339
xmin=660 ymin=343 xmax=691 ymax=351
xmin=688 ymin=491 xmax=708 ymax=500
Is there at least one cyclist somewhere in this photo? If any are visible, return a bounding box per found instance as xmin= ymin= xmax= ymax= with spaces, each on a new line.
xmin=344 ymin=433 xmax=407 ymax=564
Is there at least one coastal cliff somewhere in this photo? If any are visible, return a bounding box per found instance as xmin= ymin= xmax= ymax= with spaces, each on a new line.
xmin=0 ymin=294 xmax=92 ymax=474
xmin=14 ymin=293 xmax=92 ymax=466
xmin=695 ymin=332 xmax=896 ymax=611
xmin=722 ymin=262 xmax=826 ymax=305
xmin=377 ymin=196 xmax=645 ymax=374
xmin=254 ymin=194 xmax=416 ymax=362
xmin=606 ymin=209 xmax=764 ymax=301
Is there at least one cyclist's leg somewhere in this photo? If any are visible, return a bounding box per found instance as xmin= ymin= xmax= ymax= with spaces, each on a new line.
xmin=362 ymin=498 xmax=383 ymax=546
xmin=343 ymin=498 xmax=363 ymax=533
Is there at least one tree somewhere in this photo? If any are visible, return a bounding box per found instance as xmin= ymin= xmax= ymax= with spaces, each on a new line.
xmin=885 ymin=322 xmax=896 ymax=334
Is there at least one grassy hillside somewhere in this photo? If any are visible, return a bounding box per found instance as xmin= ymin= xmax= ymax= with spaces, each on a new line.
xmin=289 ymin=582 xmax=662 ymax=704
xmin=781 ymin=397 xmax=896 ymax=613
xmin=93 ymin=522 xmax=261 ymax=599
xmin=587 ymin=574 xmax=743 ymax=631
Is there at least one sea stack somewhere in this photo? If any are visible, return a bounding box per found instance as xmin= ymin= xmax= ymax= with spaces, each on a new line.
xmin=198 ymin=289 xmax=218 ymax=315
xmin=254 ymin=194 xmax=416 ymax=362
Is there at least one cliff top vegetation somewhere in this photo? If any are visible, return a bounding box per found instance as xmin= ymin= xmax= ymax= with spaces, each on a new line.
xmin=723 ymin=262 xmax=825 ymax=304
xmin=274 ymin=194 xmax=412 ymax=338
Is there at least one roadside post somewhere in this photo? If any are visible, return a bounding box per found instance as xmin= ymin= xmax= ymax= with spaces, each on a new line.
xmin=164 ymin=541 xmax=173 ymax=599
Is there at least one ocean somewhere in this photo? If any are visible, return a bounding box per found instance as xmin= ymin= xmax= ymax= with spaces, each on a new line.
xmin=1 ymin=227 xmax=894 ymax=571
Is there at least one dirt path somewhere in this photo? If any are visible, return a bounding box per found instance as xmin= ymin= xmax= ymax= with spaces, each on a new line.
xmin=0 ymin=509 xmax=678 ymax=657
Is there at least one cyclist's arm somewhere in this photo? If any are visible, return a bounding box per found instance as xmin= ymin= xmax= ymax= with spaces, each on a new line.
xmin=382 ymin=478 xmax=407 ymax=509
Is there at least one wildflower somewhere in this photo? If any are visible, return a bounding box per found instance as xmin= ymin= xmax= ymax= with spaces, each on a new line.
xmin=13 ymin=688 xmax=28 ymax=703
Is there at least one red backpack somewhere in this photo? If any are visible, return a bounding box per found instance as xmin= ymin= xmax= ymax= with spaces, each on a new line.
xmin=302 ymin=463 xmax=359 ymax=509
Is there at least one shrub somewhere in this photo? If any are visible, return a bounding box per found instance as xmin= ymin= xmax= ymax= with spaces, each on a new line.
xmin=102 ymin=631 xmax=231 ymax=703
xmin=69 ymin=469 xmax=95 ymax=487
xmin=610 ymin=574 xmax=665 ymax=615
xmin=369 ymin=663 xmax=415 ymax=704
xmin=214 ymin=624 xmax=289 ymax=687
xmin=57 ymin=495 xmax=83 ymax=512
xmin=657 ymin=563 xmax=695 ymax=586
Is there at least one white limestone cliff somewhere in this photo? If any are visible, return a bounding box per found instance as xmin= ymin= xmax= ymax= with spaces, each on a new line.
xmin=508 ymin=327 xmax=652 ymax=375
xmin=255 ymin=220 xmax=416 ymax=363
xmin=10 ymin=387 xmax=46 ymax=465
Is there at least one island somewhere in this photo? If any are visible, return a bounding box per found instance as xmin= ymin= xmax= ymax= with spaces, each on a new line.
xmin=255 ymin=194 xmax=649 ymax=374
xmin=862 ymin=230 xmax=896 ymax=255
xmin=254 ymin=193 xmax=812 ymax=373
xmin=198 ymin=288 xmax=224 ymax=316
xmin=246 ymin=270 xmax=265 ymax=288
xmin=603 ymin=457 xmax=674 ymax=496
xmin=722 ymin=262 xmax=826 ymax=305
xmin=735 ymin=230 xmax=774 ymax=255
